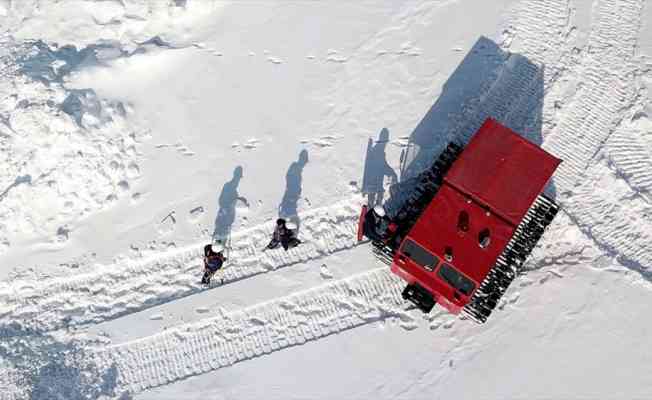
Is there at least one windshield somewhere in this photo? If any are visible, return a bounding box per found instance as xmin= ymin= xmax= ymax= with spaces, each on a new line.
xmin=437 ymin=264 xmax=476 ymax=295
xmin=401 ymin=239 xmax=439 ymax=271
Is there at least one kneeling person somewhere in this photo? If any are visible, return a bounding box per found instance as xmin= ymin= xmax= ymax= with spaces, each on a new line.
xmin=202 ymin=241 xmax=227 ymax=285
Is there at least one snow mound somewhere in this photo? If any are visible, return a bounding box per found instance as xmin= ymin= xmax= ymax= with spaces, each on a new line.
xmin=0 ymin=40 xmax=146 ymax=252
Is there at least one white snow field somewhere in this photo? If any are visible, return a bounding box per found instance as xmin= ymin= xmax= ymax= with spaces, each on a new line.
xmin=1 ymin=0 xmax=652 ymax=399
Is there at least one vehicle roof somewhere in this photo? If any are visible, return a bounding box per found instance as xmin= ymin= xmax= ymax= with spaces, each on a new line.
xmin=445 ymin=118 xmax=561 ymax=227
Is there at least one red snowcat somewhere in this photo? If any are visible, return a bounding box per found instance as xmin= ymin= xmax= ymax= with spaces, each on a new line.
xmin=358 ymin=118 xmax=561 ymax=323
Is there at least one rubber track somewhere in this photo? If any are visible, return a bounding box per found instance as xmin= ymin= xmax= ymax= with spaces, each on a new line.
xmin=0 ymin=196 xmax=363 ymax=333
xmin=96 ymin=268 xmax=406 ymax=393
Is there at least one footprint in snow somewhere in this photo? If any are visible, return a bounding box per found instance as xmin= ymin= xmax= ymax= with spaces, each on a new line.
xmin=242 ymin=138 xmax=261 ymax=149
xmin=188 ymin=206 xmax=204 ymax=222
xmin=320 ymin=263 xmax=333 ymax=279
xmin=175 ymin=143 xmax=195 ymax=156
xmin=311 ymin=134 xmax=342 ymax=148
xmin=326 ymin=54 xmax=348 ymax=63
xmin=157 ymin=211 xmax=176 ymax=235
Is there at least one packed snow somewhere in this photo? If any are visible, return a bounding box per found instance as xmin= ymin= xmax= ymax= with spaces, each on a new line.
xmin=1 ymin=0 xmax=652 ymax=399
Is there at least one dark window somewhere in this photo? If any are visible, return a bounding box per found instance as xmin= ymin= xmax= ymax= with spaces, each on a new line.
xmin=437 ymin=264 xmax=476 ymax=296
xmin=401 ymin=239 xmax=439 ymax=272
xmin=457 ymin=211 xmax=470 ymax=233
xmin=478 ymin=228 xmax=491 ymax=248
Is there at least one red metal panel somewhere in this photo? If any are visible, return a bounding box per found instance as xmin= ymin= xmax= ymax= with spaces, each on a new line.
xmin=445 ymin=119 xmax=561 ymax=226
xmin=402 ymin=184 xmax=515 ymax=287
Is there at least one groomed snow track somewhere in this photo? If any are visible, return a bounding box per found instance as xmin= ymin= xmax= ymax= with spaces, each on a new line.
xmin=97 ymin=268 xmax=406 ymax=393
xmin=0 ymin=196 xmax=363 ymax=333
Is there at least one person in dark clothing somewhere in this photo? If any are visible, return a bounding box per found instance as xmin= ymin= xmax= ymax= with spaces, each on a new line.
xmin=265 ymin=218 xmax=301 ymax=251
xmin=363 ymin=205 xmax=390 ymax=241
xmin=202 ymin=241 xmax=227 ymax=285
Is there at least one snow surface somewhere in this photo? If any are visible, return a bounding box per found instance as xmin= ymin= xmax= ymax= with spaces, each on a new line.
xmin=1 ymin=0 xmax=652 ymax=399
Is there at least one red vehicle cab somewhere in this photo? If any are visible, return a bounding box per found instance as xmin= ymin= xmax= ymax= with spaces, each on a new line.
xmin=360 ymin=118 xmax=561 ymax=323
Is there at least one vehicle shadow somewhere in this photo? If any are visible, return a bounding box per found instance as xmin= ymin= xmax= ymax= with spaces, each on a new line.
xmin=279 ymin=149 xmax=309 ymax=229
xmin=384 ymin=35 xmax=554 ymax=215
xmin=361 ymin=128 xmax=398 ymax=209
xmin=212 ymin=166 xmax=249 ymax=243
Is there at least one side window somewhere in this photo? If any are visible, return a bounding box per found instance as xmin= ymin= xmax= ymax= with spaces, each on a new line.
xmin=457 ymin=211 xmax=470 ymax=233
xmin=478 ymin=228 xmax=491 ymax=249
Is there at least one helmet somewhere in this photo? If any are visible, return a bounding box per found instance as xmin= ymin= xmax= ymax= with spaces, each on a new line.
xmin=373 ymin=205 xmax=386 ymax=217
xmin=211 ymin=240 xmax=225 ymax=253
xmin=285 ymin=221 xmax=297 ymax=230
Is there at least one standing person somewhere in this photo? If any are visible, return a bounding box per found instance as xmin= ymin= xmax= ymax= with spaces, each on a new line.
xmin=202 ymin=240 xmax=227 ymax=285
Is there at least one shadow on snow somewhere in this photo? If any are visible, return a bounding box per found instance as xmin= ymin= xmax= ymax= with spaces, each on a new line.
xmin=379 ymin=36 xmax=554 ymax=216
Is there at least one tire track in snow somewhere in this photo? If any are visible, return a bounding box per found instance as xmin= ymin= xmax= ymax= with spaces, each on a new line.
xmin=506 ymin=0 xmax=574 ymax=86
xmin=453 ymin=52 xmax=540 ymax=145
xmin=540 ymin=0 xmax=650 ymax=270
xmin=96 ymin=268 xmax=407 ymax=394
xmin=446 ymin=0 xmax=575 ymax=146
xmin=605 ymin=123 xmax=652 ymax=200
xmin=0 ymin=196 xmax=364 ymax=334
xmin=543 ymin=0 xmax=642 ymax=189
xmin=95 ymin=211 xmax=591 ymax=395
xmin=502 ymin=0 xmax=576 ymax=137
xmin=563 ymin=163 xmax=652 ymax=279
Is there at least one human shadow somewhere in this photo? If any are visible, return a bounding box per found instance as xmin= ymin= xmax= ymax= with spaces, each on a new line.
xmin=0 ymin=328 xmax=120 ymax=399
xmin=384 ymin=35 xmax=554 ymax=215
xmin=361 ymin=128 xmax=398 ymax=209
xmin=212 ymin=166 xmax=249 ymax=242
xmin=279 ymin=150 xmax=309 ymax=228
